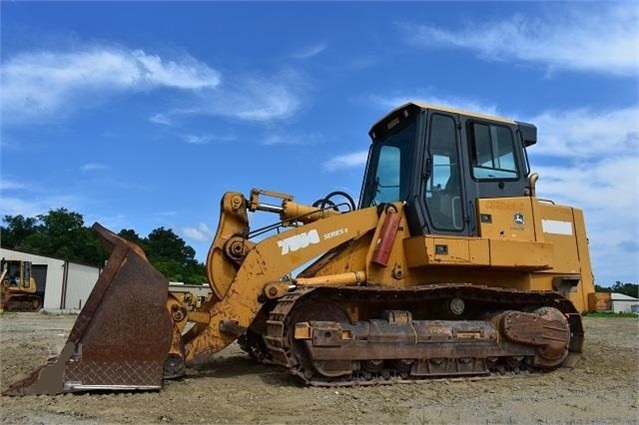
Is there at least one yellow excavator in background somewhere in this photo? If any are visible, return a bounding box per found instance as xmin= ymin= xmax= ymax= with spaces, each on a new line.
xmin=5 ymin=102 xmax=595 ymax=395
xmin=1 ymin=259 xmax=42 ymax=312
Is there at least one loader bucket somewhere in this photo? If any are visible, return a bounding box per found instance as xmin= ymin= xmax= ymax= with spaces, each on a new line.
xmin=3 ymin=223 xmax=174 ymax=395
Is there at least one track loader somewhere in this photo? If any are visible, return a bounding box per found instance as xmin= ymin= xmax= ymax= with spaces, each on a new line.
xmin=5 ymin=102 xmax=595 ymax=395
xmin=1 ymin=259 xmax=42 ymax=312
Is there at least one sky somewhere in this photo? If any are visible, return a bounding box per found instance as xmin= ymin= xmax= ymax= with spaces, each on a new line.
xmin=1 ymin=1 xmax=637 ymax=286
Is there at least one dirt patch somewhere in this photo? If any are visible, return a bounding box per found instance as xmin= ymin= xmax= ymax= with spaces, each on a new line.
xmin=1 ymin=313 xmax=637 ymax=424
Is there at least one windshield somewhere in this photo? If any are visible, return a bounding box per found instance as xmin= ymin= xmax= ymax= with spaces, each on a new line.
xmin=360 ymin=121 xmax=417 ymax=207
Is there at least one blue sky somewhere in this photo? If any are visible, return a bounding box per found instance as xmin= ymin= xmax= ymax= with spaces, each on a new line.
xmin=1 ymin=2 xmax=637 ymax=285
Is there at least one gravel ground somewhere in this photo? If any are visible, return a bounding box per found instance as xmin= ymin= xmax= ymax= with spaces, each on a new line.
xmin=1 ymin=313 xmax=637 ymax=424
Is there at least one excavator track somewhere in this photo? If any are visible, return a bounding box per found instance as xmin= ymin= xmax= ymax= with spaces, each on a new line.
xmin=263 ymin=284 xmax=583 ymax=387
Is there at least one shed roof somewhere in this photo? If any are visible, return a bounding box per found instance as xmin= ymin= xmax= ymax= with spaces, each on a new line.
xmin=611 ymin=293 xmax=639 ymax=301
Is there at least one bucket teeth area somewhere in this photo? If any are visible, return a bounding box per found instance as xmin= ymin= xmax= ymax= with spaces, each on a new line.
xmin=4 ymin=223 xmax=175 ymax=395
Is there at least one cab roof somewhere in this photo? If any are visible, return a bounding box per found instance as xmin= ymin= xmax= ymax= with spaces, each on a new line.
xmin=370 ymin=102 xmax=536 ymax=147
xmin=374 ymin=102 xmax=517 ymax=127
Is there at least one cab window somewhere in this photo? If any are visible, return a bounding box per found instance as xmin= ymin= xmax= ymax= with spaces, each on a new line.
xmin=425 ymin=114 xmax=464 ymax=231
xmin=469 ymin=122 xmax=518 ymax=180
xmin=360 ymin=120 xmax=417 ymax=207
xmin=372 ymin=145 xmax=401 ymax=204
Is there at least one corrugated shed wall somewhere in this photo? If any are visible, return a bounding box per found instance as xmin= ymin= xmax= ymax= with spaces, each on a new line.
xmin=63 ymin=262 xmax=101 ymax=310
xmin=0 ymin=248 xmax=101 ymax=311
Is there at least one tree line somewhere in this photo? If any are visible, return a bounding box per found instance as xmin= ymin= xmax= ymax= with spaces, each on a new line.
xmin=595 ymin=282 xmax=639 ymax=298
xmin=1 ymin=208 xmax=207 ymax=284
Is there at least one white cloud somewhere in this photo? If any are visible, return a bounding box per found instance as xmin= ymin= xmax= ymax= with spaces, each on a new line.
xmin=207 ymin=71 xmax=306 ymax=122
xmin=0 ymin=195 xmax=79 ymax=218
xmin=531 ymin=107 xmax=638 ymax=158
xmin=149 ymin=113 xmax=173 ymax=126
xmin=180 ymin=133 xmax=235 ymax=145
xmin=181 ymin=135 xmax=211 ymax=145
xmin=0 ymin=178 xmax=74 ymax=218
xmin=404 ymin=4 xmax=639 ymax=76
xmin=130 ymin=50 xmax=220 ymax=89
xmin=291 ymin=42 xmax=327 ymax=59
xmin=155 ymin=70 xmax=308 ymax=124
xmin=0 ymin=179 xmax=30 ymax=191
xmin=323 ymin=150 xmax=369 ymax=172
xmin=80 ymin=163 xmax=107 ymax=172
xmin=262 ymin=131 xmax=322 ymax=146
xmin=3 ymin=44 xmax=308 ymax=126
xmin=183 ymin=223 xmax=213 ymax=242
xmin=1 ymin=47 xmax=221 ymax=124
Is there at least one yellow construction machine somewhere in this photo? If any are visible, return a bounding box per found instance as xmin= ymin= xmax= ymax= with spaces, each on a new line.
xmin=1 ymin=259 xmax=42 ymax=312
xmin=5 ymin=102 xmax=595 ymax=395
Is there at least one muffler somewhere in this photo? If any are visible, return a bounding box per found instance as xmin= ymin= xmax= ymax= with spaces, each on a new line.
xmin=4 ymin=223 xmax=179 ymax=395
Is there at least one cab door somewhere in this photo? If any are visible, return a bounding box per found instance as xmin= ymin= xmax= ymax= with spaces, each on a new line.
xmin=458 ymin=117 xmax=530 ymax=235
xmin=420 ymin=112 xmax=470 ymax=235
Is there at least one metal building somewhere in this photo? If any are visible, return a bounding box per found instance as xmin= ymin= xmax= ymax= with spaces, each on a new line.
xmin=611 ymin=293 xmax=639 ymax=314
xmin=0 ymin=248 xmax=101 ymax=311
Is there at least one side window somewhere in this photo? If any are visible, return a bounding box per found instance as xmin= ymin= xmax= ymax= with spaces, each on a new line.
xmin=23 ymin=262 xmax=31 ymax=288
xmin=372 ymin=145 xmax=401 ymax=205
xmin=425 ymin=114 xmax=463 ymax=231
xmin=470 ymin=122 xmax=518 ymax=180
xmin=361 ymin=120 xmax=417 ymax=208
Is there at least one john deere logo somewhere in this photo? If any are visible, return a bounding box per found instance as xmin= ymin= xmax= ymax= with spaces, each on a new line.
xmin=514 ymin=213 xmax=525 ymax=225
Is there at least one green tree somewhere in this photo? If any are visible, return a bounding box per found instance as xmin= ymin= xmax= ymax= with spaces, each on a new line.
xmin=117 ymin=227 xmax=206 ymax=284
xmin=610 ymin=281 xmax=639 ymax=298
xmin=1 ymin=214 xmax=38 ymax=248
xmin=143 ymin=227 xmax=205 ymax=284
xmin=38 ymin=208 xmax=83 ymax=236
xmin=118 ymin=229 xmax=148 ymax=252
xmin=2 ymin=209 xmax=205 ymax=283
xmin=18 ymin=208 xmax=107 ymax=267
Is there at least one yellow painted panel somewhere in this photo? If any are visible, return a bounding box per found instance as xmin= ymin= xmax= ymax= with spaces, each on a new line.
xmin=403 ymin=237 xmax=429 ymax=268
xmin=430 ymin=237 xmax=470 ymax=264
xmin=469 ymin=238 xmax=490 ymax=265
xmin=489 ymin=239 xmax=554 ymax=270
xmin=477 ymin=197 xmax=536 ymax=242
xmin=572 ymin=208 xmax=595 ymax=312
xmin=404 ymin=236 xmax=490 ymax=268
xmin=537 ymin=203 xmax=580 ymax=274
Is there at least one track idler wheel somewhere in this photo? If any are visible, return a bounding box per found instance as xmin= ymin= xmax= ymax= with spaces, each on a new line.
xmin=500 ymin=307 xmax=570 ymax=369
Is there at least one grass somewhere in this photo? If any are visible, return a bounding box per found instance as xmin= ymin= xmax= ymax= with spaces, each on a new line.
xmin=585 ymin=311 xmax=638 ymax=318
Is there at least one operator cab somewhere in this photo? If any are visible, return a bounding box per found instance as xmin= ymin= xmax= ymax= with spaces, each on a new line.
xmin=359 ymin=102 xmax=537 ymax=236
xmin=1 ymin=259 xmax=31 ymax=289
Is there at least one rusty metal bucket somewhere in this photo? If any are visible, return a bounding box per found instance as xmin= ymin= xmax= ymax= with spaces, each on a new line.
xmin=4 ymin=223 xmax=175 ymax=395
